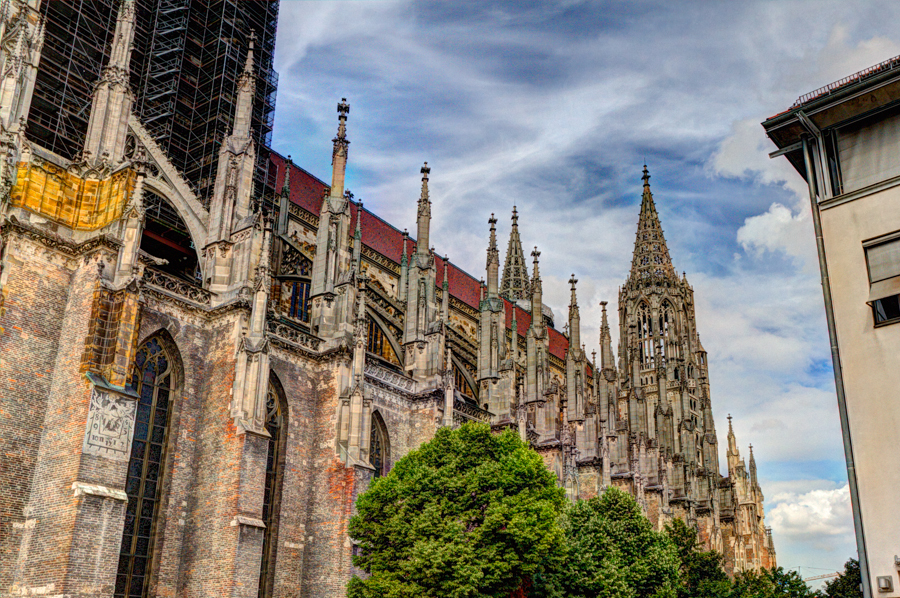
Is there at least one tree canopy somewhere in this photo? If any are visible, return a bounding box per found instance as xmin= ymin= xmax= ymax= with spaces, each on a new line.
xmin=530 ymin=487 xmax=681 ymax=598
xmin=819 ymin=559 xmax=862 ymax=598
xmin=347 ymin=422 xmax=567 ymax=598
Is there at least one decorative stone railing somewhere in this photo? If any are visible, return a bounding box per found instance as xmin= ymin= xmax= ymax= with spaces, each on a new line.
xmin=453 ymin=395 xmax=491 ymax=424
xmin=142 ymin=267 xmax=211 ymax=305
xmin=364 ymin=362 xmax=415 ymax=393
xmin=267 ymin=320 xmax=323 ymax=352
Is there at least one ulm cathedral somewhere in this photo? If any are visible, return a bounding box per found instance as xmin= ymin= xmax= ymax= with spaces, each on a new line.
xmin=0 ymin=2 xmax=775 ymax=597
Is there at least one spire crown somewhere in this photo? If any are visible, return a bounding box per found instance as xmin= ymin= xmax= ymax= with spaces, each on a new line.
xmin=501 ymin=205 xmax=530 ymax=301
xmin=629 ymin=165 xmax=675 ymax=284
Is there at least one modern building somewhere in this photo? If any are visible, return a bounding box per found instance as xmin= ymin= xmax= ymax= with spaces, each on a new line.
xmin=763 ymin=55 xmax=900 ymax=598
xmin=0 ymin=1 xmax=772 ymax=597
xmin=28 ymin=0 xmax=279 ymax=204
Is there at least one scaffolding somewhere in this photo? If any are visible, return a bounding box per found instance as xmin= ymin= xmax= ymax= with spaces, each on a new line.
xmin=29 ymin=0 xmax=280 ymax=206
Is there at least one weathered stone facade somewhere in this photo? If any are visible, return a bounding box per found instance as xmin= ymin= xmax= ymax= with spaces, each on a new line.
xmin=0 ymin=2 xmax=774 ymax=597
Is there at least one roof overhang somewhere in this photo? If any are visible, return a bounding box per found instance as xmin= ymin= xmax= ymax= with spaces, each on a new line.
xmin=762 ymin=67 xmax=900 ymax=178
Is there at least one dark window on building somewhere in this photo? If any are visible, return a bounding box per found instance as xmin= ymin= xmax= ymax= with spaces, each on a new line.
xmin=370 ymin=412 xmax=390 ymax=478
xmin=873 ymin=295 xmax=900 ymax=325
xmin=453 ymin=364 xmax=475 ymax=399
xmin=865 ymin=236 xmax=900 ymax=326
xmin=116 ymin=337 xmax=175 ymax=598
xmin=289 ymin=281 xmax=311 ymax=322
xmin=258 ymin=378 xmax=285 ymax=598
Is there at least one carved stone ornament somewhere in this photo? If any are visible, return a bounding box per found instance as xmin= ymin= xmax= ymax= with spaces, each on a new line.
xmin=82 ymin=387 xmax=137 ymax=461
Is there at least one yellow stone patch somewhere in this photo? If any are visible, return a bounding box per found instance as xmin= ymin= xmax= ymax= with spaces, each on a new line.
xmin=10 ymin=161 xmax=136 ymax=231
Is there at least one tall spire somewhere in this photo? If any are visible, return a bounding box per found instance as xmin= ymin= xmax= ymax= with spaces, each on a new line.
xmin=567 ymin=275 xmax=580 ymax=348
xmin=352 ymin=200 xmax=363 ymax=269
xmin=81 ymin=0 xmax=136 ymax=165
xmin=629 ymin=165 xmax=675 ymax=282
xmin=232 ymin=31 xmax=256 ymax=138
xmin=330 ymin=98 xmax=350 ymax=198
xmin=599 ymin=300 xmax=614 ymax=373
xmin=486 ymin=213 xmax=499 ymax=297
xmin=276 ymin=156 xmax=291 ymax=235
xmin=501 ymin=205 xmax=530 ymax=301
xmin=108 ymin=0 xmax=136 ymax=74
xmin=416 ymin=162 xmax=431 ymax=258
xmin=530 ymin=247 xmax=542 ymax=327
xmin=749 ymin=444 xmax=758 ymax=486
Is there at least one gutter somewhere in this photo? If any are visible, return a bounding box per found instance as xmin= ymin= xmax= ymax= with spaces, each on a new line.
xmin=799 ymin=136 xmax=872 ymax=598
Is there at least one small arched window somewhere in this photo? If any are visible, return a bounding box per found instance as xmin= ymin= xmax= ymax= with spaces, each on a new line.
xmin=370 ymin=412 xmax=390 ymax=478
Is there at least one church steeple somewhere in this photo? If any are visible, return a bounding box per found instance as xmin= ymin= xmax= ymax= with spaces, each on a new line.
xmin=629 ymin=165 xmax=676 ymax=282
xmin=501 ymin=205 xmax=530 ymax=301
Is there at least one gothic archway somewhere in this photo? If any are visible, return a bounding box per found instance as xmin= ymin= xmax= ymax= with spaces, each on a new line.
xmin=258 ymin=373 xmax=288 ymax=598
xmin=115 ymin=331 xmax=182 ymax=598
xmin=370 ymin=411 xmax=391 ymax=478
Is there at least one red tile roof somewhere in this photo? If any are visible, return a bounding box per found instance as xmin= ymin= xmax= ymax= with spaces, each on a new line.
xmin=267 ymin=151 xmax=575 ymax=362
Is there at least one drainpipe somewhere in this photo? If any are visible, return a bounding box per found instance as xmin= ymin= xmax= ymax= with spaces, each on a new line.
xmin=801 ymin=135 xmax=871 ymax=598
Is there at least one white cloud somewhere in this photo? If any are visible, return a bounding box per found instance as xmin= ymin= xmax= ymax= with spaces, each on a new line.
xmin=736 ymin=203 xmax=818 ymax=271
xmin=769 ymin=483 xmax=853 ymax=545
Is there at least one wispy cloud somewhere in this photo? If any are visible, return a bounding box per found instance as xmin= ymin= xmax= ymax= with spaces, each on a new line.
xmin=273 ymin=0 xmax=900 ymax=573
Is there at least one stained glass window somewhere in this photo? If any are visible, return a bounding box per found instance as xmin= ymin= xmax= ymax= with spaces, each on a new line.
xmin=289 ymin=281 xmax=311 ymax=322
xmin=115 ymin=337 xmax=174 ymax=598
xmin=370 ymin=414 xmax=389 ymax=478
xmin=259 ymin=380 xmax=285 ymax=598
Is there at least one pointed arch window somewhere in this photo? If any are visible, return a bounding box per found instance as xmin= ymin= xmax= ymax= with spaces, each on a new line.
xmin=281 ymin=248 xmax=312 ymax=323
xmin=370 ymin=412 xmax=390 ymax=478
xmin=115 ymin=337 xmax=177 ymax=598
xmin=258 ymin=377 xmax=286 ymax=598
xmin=637 ymin=303 xmax=653 ymax=369
xmin=659 ymin=301 xmax=678 ymax=362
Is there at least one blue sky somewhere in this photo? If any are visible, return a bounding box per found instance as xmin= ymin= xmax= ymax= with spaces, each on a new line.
xmin=271 ymin=0 xmax=900 ymax=579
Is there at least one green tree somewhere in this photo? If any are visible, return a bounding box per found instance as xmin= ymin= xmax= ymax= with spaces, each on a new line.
xmin=347 ymin=422 xmax=567 ymax=598
xmin=732 ymin=566 xmax=818 ymax=598
xmin=530 ymin=487 xmax=680 ymax=598
xmin=665 ymin=518 xmax=731 ymax=598
xmin=820 ymin=559 xmax=862 ymax=598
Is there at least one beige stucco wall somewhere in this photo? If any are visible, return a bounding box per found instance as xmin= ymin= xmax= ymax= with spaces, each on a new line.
xmin=820 ymin=182 xmax=900 ymax=596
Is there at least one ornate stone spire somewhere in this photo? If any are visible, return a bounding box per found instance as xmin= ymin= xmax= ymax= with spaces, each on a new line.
xmin=352 ymin=200 xmax=363 ymax=270
xmin=486 ymin=213 xmax=499 ymax=297
xmin=82 ymin=0 xmax=136 ymax=165
xmin=749 ymin=444 xmax=758 ymax=486
xmin=232 ymin=30 xmax=256 ymax=138
xmin=567 ymin=275 xmax=580 ymax=349
xmin=599 ymin=301 xmax=614 ymax=374
xmin=416 ymin=162 xmax=431 ymax=258
xmin=501 ymin=205 xmax=530 ymax=301
xmin=629 ymin=165 xmax=676 ymax=282
xmin=530 ymin=247 xmax=542 ymax=327
xmin=331 ymin=98 xmax=350 ymax=198
xmin=399 ymin=229 xmax=409 ymax=302
xmin=276 ymin=156 xmax=291 ymax=235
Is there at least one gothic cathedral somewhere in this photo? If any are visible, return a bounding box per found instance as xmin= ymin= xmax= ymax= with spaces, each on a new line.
xmin=0 ymin=3 xmax=774 ymax=597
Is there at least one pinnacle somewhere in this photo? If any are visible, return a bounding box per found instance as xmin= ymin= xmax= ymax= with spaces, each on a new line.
xmin=501 ymin=205 xmax=530 ymax=301
xmin=629 ymin=165 xmax=675 ymax=283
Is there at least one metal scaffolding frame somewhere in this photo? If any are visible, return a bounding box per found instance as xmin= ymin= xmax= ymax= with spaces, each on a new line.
xmin=29 ymin=0 xmax=280 ymax=206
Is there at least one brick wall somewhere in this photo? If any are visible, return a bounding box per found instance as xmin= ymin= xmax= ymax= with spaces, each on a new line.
xmin=0 ymin=233 xmax=72 ymax=594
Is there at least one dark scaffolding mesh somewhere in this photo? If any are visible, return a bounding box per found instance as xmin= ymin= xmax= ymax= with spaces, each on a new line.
xmin=29 ymin=0 xmax=280 ymax=206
